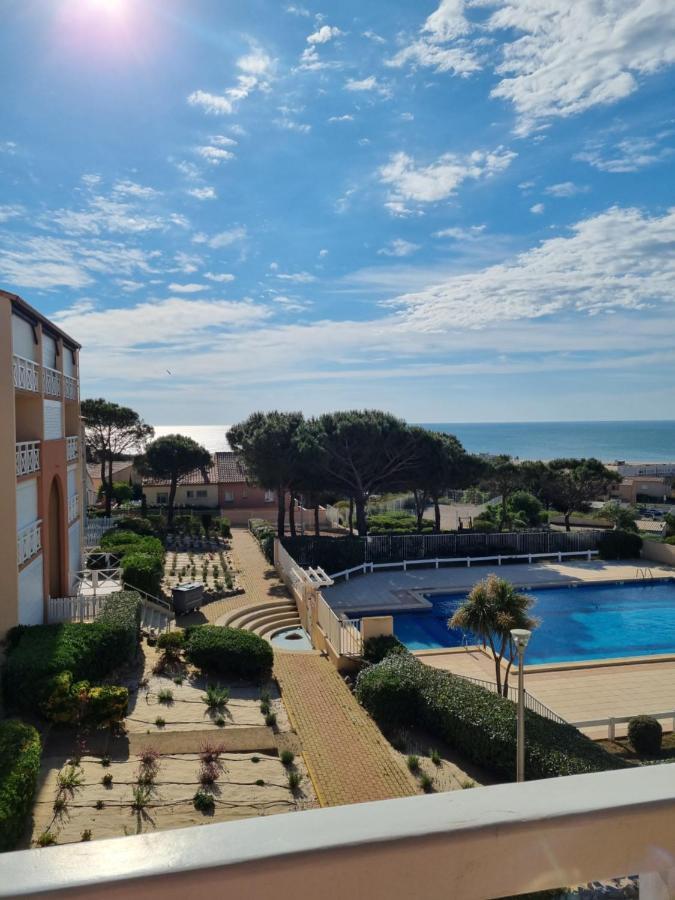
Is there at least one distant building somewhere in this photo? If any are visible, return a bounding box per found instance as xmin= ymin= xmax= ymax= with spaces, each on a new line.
xmin=610 ymin=475 xmax=673 ymax=504
xmin=0 ymin=290 xmax=84 ymax=634
xmin=86 ymin=460 xmax=140 ymax=505
xmin=142 ymin=451 xmax=276 ymax=523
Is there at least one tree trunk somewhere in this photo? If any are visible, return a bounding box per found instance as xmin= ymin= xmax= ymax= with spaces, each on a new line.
xmin=488 ymin=636 xmax=501 ymax=694
xmin=348 ymin=497 xmax=354 ymax=536
xmin=289 ymin=493 xmax=296 ymax=537
xmin=105 ymin=456 xmax=113 ymax=516
xmin=564 ymin=511 xmax=571 ymax=532
xmin=314 ymin=504 xmax=320 ymax=537
xmin=141 ymin=493 xmax=147 ymax=517
xmin=167 ymin=478 xmax=177 ymax=527
xmin=414 ymin=490 xmax=426 ymax=531
xmin=434 ymin=497 xmax=441 ymax=533
xmin=355 ymin=496 xmax=368 ymax=537
xmin=276 ymin=487 xmax=285 ymax=538
xmin=503 ymin=651 xmax=515 ymax=696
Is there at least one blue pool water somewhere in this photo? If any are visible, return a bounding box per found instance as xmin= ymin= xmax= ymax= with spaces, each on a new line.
xmin=393 ymin=580 xmax=675 ymax=664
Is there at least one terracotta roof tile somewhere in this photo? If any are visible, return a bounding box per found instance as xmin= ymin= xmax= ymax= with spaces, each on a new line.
xmin=142 ymin=451 xmax=249 ymax=486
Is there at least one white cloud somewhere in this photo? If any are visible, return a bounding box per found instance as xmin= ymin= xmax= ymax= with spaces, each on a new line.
xmin=545 ymin=182 xmax=589 ymax=198
xmin=575 ymin=135 xmax=674 ymax=173
xmin=174 ymin=252 xmax=202 ymax=274
xmin=387 ymin=0 xmax=479 ymax=76
xmin=319 ymin=249 xmax=329 ymax=257
xmin=211 ymin=134 xmax=238 ymax=147
xmin=379 ymin=147 xmax=516 ymax=207
xmin=276 ymin=271 xmax=317 ymax=283
xmin=328 ymin=114 xmax=354 ymax=123
xmin=285 ymin=4 xmax=311 ymax=16
xmin=0 ymin=204 xmax=23 ymax=223
xmin=205 ymin=272 xmax=235 ymax=283
xmin=434 ymin=224 xmax=486 ymax=239
xmin=187 ymin=186 xmax=217 ymax=200
xmin=0 ymin=140 xmax=18 ymax=154
xmin=345 ymin=76 xmax=392 ymax=98
xmin=362 ymin=30 xmax=386 ymax=44
xmin=378 ymin=239 xmax=421 ymax=258
xmin=112 ymin=180 xmax=160 ymax=199
xmin=271 ymin=294 xmax=313 ymax=312
xmin=168 ymin=283 xmax=206 ymax=293
xmin=489 ymin=0 xmax=675 ymax=134
xmin=530 ymin=203 xmax=545 ymax=214
xmin=388 ymin=206 xmax=675 ymax=330
xmin=275 ymin=117 xmax=311 ymax=133
xmin=307 ymin=25 xmax=343 ymax=44
xmin=81 ymin=173 xmax=102 ymax=187
xmin=50 ymin=191 xmax=176 ymax=236
xmin=117 ymin=279 xmax=144 ymax=292
xmin=187 ymin=47 xmax=275 ymax=116
xmin=196 ymin=145 xmax=235 ymax=165
xmin=197 ymin=227 xmax=247 ymax=249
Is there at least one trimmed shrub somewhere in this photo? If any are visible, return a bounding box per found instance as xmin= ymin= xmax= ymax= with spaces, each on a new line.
xmin=185 ymin=626 xmax=273 ymax=681
xmin=597 ymin=529 xmax=643 ymax=560
xmin=363 ymin=634 xmax=407 ymax=665
xmin=628 ymin=715 xmax=662 ymax=755
xmin=355 ymin=654 xmax=626 ymax=781
xmin=41 ymin=673 xmax=128 ymax=727
xmin=122 ymin=551 xmax=163 ymax=596
xmin=157 ymin=631 xmax=185 ymax=652
xmin=0 ymin=720 xmax=42 ymax=852
xmin=2 ymin=592 xmax=141 ymax=713
xmin=215 ymin=517 xmax=231 ymax=539
xmin=114 ymin=516 xmax=156 ymax=536
xmin=249 ymin=519 xmax=276 ymax=563
xmin=100 ymin=531 xmax=164 ymax=563
xmin=367 ymin=513 xmax=435 ymax=535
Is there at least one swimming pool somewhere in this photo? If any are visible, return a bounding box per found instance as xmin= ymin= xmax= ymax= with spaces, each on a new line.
xmin=392 ymin=580 xmax=675 ymax=664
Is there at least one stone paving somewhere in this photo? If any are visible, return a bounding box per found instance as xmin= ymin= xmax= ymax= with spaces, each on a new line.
xmin=274 ymin=650 xmax=418 ymax=806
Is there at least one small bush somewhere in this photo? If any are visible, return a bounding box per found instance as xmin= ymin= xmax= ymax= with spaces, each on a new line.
xmin=419 ymin=773 xmax=434 ymax=793
xmin=249 ymin=519 xmax=276 ymax=563
xmin=280 ymin=750 xmax=295 ymax=767
xmin=40 ymin=672 xmax=128 ymax=727
xmin=185 ymin=626 xmax=273 ymax=681
xmin=597 ymin=529 xmax=643 ymax=560
xmin=193 ymin=789 xmax=215 ymax=813
xmin=429 ymin=748 xmax=441 ymax=767
xmin=356 ymin=654 xmax=625 ymax=781
xmin=406 ymin=755 xmax=420 ymax=773
xmin=255 ymin=778 xmax=265 ymax=787
xmin=157 ymin=630 xmax=185 ymax=652
xmin=0 ymin=720 xmax=41 ymax=850
xmin=81 ymin=829 xmax=92 ymax=842
xmin=95 ymin=798 xmax=105 ymax=809
xmin=199 ymin=762 xmax=220 ymax=785
xmin=155 ymin=717 xmax=166 ymax=728
xmin=251 ymin=756 xmax=260 ymax=764
xmin=215 ymin=517 xmax=232 ymax=539
xmin=101 ymin=755 xmax=111 ymax=767
xmin=36 ymin=831 xmax=56 ymax=847
xmin=628 ymin=715 xmax=663 ymax=755
xmin=57 ymin=765 xmax=84 ymax=792
xmin=131 ymin=785 xmax=152 ymax=810
xmin=202 ymin=684 xmax=230 ymax=709
xmin=122 ymin=552 xmax=164 ymax=597
xmin=265 ymin=711 xmax=277 ymax=727
xmin=157 ymin=688 xmax=174 ymax=705
xmin=363 ymin=634 xmax=407 ymax=665
xmin=215 ymin=716 xmax=225 ymax=727
xmin=287 ymin=770 xmax=301 ymax=793
xmin=102 ymin=773 xmax=113 ymax=787
xmin=114 ymin=517 xmax=156 ymax=536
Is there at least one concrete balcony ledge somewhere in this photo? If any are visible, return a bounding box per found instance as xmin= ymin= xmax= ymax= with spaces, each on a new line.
xmin=3 ymin=765 xmax=675 ymax=899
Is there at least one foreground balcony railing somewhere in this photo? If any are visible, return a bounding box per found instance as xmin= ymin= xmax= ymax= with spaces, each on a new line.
xmin=67 ymin=493 xmax=79 ymax=523
xmin=15 ymin=440 xmax=40 ymax=477
xmin=43 ymin=365 xmax=62 ymax=397
xmin=17 ymin=519 xmax=41 ymax=566
xmin=66 ymin=435 xmax=79 ymax=461
xmin=12 ymin=354 xmax=40 ymax=392
xmin=2 ymin=766 xmax=675 ymax=899
xmin=63 ymin=373 xmax=78 ymax=400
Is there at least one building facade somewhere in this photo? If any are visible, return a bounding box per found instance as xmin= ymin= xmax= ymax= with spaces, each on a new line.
xmin=0 ymin=290 xmax=84 ymax=634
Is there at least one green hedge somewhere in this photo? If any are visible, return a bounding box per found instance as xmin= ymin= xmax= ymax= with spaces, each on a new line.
xmin=597 ymin=529 xmax=643 ymax=560
xmin=362 ymin=634 xmax=407 ymax=665
xmin=100 ymin=531 xmax=164 ymax=562
xmin=249 ymin=519 xmax=276 ymax=563
xmin=0 ymin=720 xmax=41 ymax=852
xmin=184 ymin=626 xmax=273 ymax=681
xmin=355 ymin=653 xmax=626 ymax=781
xmin=366 ymin=513 xmax=435 ymax=535
xmin=40 ymin=671 xmax=128 ymax=727
xmin=2 ymin=592 xmax=141 ymax=713
xmin=122 ymin=551 xmax=164 ymax=596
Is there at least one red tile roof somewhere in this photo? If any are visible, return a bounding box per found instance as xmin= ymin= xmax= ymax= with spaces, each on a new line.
xmin=142 ymin=451 xmax=248 ymax=486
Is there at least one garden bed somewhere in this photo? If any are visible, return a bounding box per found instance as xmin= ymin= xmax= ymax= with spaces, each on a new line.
xmin=163 ymin=547 xmax=243 ymax=601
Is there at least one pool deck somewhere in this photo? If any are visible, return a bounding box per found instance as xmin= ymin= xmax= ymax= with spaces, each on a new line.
xmin=323 ymin=557 xmax=674 ymax=615
xmin=322 ymin=558 xmax=675 ymax=737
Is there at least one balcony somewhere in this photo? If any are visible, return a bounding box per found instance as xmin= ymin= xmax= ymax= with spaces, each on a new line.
xmin=15 ymin=441 xmax=41 ymax=477
xmin=17 ymin=519 xmax=41 ymax=566
xmin=1 ymin=765 xmax=674 ymax=899
xmin=66 ymin=435 xmax=79 ymax=461
xmin=63 ymin=374 xmax=78 ymax=401
xmin=12 ymin=354 xmax=40 ymax=392
xmin=43 ymin=365 xmax=62 ymax=397
xmin=67 ymin=493 xmax=79 ymax=523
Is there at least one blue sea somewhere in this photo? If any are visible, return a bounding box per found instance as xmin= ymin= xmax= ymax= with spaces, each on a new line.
xmin=153 ymin=420 xmax=675 ymax=463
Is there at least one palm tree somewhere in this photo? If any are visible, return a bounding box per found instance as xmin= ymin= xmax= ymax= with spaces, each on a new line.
xmin=449 ymin=575 xmax=538 ymax=696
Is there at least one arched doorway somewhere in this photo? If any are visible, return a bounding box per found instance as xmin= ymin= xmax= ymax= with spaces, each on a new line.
xmin=48 ymin=478 xmax=63 ymax=598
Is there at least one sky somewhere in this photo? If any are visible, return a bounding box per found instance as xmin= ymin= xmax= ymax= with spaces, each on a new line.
xmin=1 ymin=0 xmax=674 ymax=424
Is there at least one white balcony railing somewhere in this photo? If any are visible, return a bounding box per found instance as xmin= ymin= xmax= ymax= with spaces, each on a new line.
xmin=43 ymin=365 xmax=62 ymax=397
xmin=15 ymin=441 xmax=40 ymax=477
xmin=12 ymin=354 xmax=40 ymax=392
xmin=68 ymin=493 xmax=79 ymax=523
xmin=63 ymin=374 xmax=78 ymax=400
xmin=17 ymin=519 xmax=41 ymax=566
xmin=66 ymin=435 xmax=78 ymax=461
xmin=2 ymin=766 xmax=675 ymax=899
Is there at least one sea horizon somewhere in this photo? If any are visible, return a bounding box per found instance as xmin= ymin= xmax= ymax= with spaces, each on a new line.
xmin=152 ymin=419 xmax=675 ymax=464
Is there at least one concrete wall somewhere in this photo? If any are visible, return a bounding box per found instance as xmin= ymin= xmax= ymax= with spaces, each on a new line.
xmin=0 ymin=297 xmax=19 ymax=633
xmin=642 ymin=541 xmax=675 ymax=567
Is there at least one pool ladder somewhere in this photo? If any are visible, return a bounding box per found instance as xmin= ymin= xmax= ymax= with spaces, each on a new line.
xmin=635 ymin=567 xmax=653 ymax=580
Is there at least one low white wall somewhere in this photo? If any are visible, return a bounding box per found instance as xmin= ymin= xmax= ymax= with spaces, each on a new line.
xmin=642 ymin=541 xmax=675 ymax=567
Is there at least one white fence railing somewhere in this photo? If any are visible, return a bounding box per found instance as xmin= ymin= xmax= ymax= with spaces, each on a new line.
xmin=68 ymin=493 xmax=79 ymax=523
xmin=66 ymin=435 xmax=79 ymax=460
xmin=15 ymin=440 xmax=40 ymax=477
xmin=330 ymin=549 xmax=599 ymax=581
xmin=572 ymin=710 xmax=675 ymax=740
xmin=48 ymin=595 xmax=106 ymax=623
xmin=455 ymin=673 xmax=566 ymax=724
xmin=316 ymin=594 xmax=363 ymax=657
xmin=84 ymin=517 xmax=116 ymax=547
xmin=12 ymin=354 xmax=40 ymax=392
xmin=74 ymin=567 xmax=122 ymax=596
xmin=63 ymin=374 xmax=78 ymax=401
xmin=17 ymin=519 xmax=41 ymax=565
xmin=43 ymin=365 xmax=61 ymax=397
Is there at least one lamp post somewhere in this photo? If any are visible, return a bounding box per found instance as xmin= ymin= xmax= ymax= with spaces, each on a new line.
xmin=510 ymin=628 xmax=531 ymax=783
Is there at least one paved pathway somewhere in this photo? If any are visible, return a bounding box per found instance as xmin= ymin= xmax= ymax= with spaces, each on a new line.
xmin=274 ymin=650 xmax=418 ymax=806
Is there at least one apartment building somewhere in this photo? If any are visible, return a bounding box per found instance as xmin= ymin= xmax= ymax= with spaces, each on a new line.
xmin=0 ymin=290 xmax=84 ymax=634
